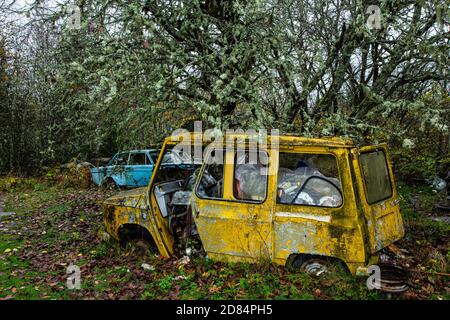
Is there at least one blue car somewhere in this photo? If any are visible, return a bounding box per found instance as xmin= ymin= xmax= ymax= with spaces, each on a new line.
xmin=91 ymin=149 xmax=160 ymax=188
xmin=91 ymin=149 xmax=195 ymax=188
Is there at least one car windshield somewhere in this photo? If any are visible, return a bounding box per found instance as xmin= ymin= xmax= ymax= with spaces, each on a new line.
xmin=151 ymin=145 xmax=202 ymax=186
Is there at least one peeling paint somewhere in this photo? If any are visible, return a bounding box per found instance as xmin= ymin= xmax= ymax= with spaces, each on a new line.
xmin=275 ymin=212 xmax=331 ymax=222
xmin=102 ymin=134 xmax=405 ymax=276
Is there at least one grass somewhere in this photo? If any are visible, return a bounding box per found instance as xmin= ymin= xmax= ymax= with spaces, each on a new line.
xmin=0 ymin=177 xmax=448 ymax=300
xmin=398 ymin=183 xmax=450 ymax=243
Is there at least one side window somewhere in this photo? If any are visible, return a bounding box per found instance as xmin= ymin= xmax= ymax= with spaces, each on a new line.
xmin=129 ymin=153 xmax=147 ymax=165
xmin=277 ymin=153 xmax=342 ymax=207
xmin=196 ymin=150 xmax=224 ymax=199
xmin=112 ymin=153 xmax=128 ymax=165
xmin=233 ymin=150 xmax=268 ymax=202
xmin=360 ymin=150 xmax=392 ymax=204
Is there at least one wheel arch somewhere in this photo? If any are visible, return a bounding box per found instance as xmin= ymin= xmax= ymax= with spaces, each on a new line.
xmin=117 ymin=223 xmax=157 ymax=249
xmin=286 ymin=253 xmax=350 ymax=273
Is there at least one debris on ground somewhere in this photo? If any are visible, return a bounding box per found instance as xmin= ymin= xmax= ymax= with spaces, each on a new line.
xmin=0 ymin=179 xmax=448 ymax=300
xmin=176 ymin=256 xmax=190 ymax=266
xmin=141 ymin=263 xmax=155 ymax=271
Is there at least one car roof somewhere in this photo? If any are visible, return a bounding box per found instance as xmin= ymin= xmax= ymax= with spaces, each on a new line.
xmin=118 ymin=149 xmax=159 ymax=153
xmin=164 ymin=133 xmax=355 ymax=148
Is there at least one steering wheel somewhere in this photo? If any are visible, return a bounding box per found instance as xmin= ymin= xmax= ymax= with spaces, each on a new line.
xmin=290 ymin=175 xmax=340 ymax=205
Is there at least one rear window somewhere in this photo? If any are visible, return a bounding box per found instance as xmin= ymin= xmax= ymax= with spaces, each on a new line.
xmin=360 ymin=150 xmax=392 ymax=204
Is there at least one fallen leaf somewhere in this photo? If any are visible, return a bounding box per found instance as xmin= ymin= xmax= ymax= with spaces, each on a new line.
xmin=208 ymin=285 xmax=220 ymax=293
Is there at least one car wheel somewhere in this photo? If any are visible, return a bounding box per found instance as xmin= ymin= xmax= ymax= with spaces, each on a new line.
xmin=102 ymin=178 xmax=118 ymax=190
xmin=292 ymin=255 xmax=348 ymax=276
xmin=293 ymin=256 xmax=329 ymax=276
xmin=125 ymin=238 xmax=155 ymax=258
xmin=294 ymin=256 xmax=349 ymax=276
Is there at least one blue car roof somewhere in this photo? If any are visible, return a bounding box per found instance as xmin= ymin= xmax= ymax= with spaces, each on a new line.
xmin=117 ymin=149 xmax=159 ymax=153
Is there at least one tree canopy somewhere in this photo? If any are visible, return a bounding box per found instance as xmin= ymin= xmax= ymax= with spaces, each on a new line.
xmin=0 ymin=0 xmax=448 ymax=174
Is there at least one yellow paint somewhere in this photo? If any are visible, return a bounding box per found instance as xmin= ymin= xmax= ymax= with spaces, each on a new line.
xmin=103 ymin=134 xmax=404 ymax=275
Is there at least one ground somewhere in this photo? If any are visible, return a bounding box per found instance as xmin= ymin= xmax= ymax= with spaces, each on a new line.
xmin=0 ymin=177 xmax=448 ymax=300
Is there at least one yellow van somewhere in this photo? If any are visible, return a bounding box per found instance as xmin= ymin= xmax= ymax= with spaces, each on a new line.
xmin=103 ymin=133 xmax=404 ymax=275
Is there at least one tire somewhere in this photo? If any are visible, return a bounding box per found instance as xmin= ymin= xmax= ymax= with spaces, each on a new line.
xmin=124 ymin=238 xmax=155 ymax=258
xmin=292 ymin=255 xmax=347 ymax=276
xmin=102 ymin=178 xmax=119 ymax=190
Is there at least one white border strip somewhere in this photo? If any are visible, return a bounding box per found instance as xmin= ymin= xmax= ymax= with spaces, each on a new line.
xmin=275 ymin=212 xmax=331 ymax=223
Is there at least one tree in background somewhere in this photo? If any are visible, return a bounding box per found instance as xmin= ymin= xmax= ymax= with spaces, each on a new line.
xmin=0 ymin=0 xmax=448 ymax=175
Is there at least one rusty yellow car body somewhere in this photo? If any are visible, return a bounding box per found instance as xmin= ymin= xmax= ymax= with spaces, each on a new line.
xmin=103 ymin=133 xmax=404 ymax=275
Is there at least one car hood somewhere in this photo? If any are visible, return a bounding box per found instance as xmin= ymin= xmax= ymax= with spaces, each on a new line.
xmin=103 ymin=187 xmax=147 ymax=209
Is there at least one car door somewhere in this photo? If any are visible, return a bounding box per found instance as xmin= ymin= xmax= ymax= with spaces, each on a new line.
xmin=126 ymin=152 xmax=154 ymax=187
xmin=192 ymin=146 xmax=275 ymax=262
xmin=272 ymin=146 xmax=365 ymax=265
xmin=352 ymin=145 xmax=404 ymax=253
xmin=106 ymin=152 xmax=129 ymax=186
xmin=145 ymin=143 xmax=181 ymax=257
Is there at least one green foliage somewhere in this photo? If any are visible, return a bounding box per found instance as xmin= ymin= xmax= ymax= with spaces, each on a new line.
xmin=44 ymin=159 xmax=92 ymax=189
xmin=0 ymin=0 xmax=448 ymax=175
xmin=394 ymin=153 xmax=438 ymax=181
